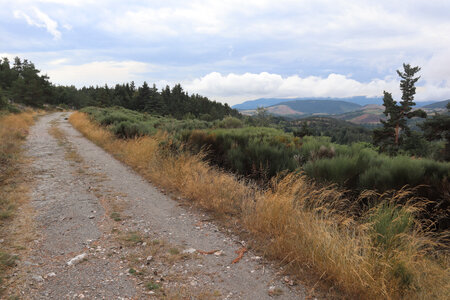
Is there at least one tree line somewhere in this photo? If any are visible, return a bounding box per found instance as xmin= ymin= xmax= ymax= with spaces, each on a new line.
xmin=0 ymin=57 xmax=239 ymax=120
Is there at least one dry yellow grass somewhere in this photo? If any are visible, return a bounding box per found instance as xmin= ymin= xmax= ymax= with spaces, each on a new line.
xmin=0 ymin=111 xmax=36 ymax=288
xmin=69 ymin=111 xmax=449 ymax=299
xmin=0 ymin=111 xmax=35 ymax=218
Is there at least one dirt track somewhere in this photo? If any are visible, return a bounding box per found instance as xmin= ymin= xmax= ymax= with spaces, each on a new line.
xmin=10 ymin=112 xmax=307 ymax=299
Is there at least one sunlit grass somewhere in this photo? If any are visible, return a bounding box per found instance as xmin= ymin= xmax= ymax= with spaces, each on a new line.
xmin=0 ymin=111 xmax=35 ymax=288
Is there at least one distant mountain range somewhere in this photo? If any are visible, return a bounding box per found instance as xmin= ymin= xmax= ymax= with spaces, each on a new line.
xmin=421 ymin=99 xmax=450 ymax=109
xmin=266 ymin=100 xmax=361 ymax=116
xmin=232 ymin=96 xmax=383 ymax=110
xmin=232 ymin=97 xmax=448 ymax=110
xmin=235 ymin=98 xmax=449 ymax=125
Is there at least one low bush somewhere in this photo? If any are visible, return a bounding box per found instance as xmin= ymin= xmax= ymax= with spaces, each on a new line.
xmin=304 ymin=143 xmax=450 ymax=193
xmin=81 ymin=106 xmax=211 ymax=139
xmin=183 ymin=127 xmax=302 ymax=179
xmin=217 ymin=116 xmax=244 ymax=128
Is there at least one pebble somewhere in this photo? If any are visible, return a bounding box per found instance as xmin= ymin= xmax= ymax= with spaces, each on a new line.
xmin=32 ymin=275 xmax=44 ymax=282
xmin=182 ymin=248 xmax=196 ymax=254
xmin=67 ymin=253 xmax=87 ymax=266
xmin=45 ymin=272 xmax=56 ymax=278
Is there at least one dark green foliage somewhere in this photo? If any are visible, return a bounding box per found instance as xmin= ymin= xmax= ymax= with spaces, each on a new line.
xmin=420 ymin=103 xmax=450 ymax=161
xmin=304 ymin=145 xmax=450 ymax=192
xmin=286 ymin=117 xmax=372 ymax=144
xmin=0 ymin=88 xmax=8 ymax=110
xmin=183 ymin=127 xmax=302 ymax=179
xmin=0 ymin=57 xmax=54 ymax=107
xmin=111 ymin=121 xmax=156 ymax=138
xmin=293 ymin=121 xmax=312 ymax=138
xmin=374 ymin=64 xmax=427 ymax=152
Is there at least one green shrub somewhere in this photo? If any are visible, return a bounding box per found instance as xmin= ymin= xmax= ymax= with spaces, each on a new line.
xmin=184 ymin=127 xmax=302 ymax=179
xmin=111 ymin=121 xmax=156 ymax=138
xmin=218 ymin=116 xmax=243 ymax=128
xmin=0 ymin=95 xmax=8 ymax=110
xmin=303 ymin=139 xmax=450 ymax=192
xmin=82 ymin=106 xmax=211 ymax=139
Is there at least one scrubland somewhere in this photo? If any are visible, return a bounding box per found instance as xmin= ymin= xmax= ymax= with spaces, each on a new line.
xmin=70 ymin=110 xmax=449 ymax=299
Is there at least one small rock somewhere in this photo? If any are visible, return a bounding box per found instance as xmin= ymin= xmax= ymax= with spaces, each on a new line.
xmin=251 ymin=256 xmax=262 ymax=261
xmin=67 ymin=253 xmax=87 ymax=266
xmin=283 ymin=276 xmax=295 ymax=286
xmin=88 ymin=215 xmax=95 ymax=219
xmin=182 ymin=248 xmax=196 ymax=254
xmin=146 ymin=256 xmax=153 ymax=263
xmin=44 ymin=272 xmax=56 ymax=279
xmin=32 ymin=275 xmax=44 ymax=282
xmin=214 ymin=250 xmax=224 ymax=256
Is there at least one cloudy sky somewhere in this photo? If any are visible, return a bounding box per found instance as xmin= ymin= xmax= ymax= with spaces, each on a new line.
xmin=1 ymin=0 xmax=449 ymax=105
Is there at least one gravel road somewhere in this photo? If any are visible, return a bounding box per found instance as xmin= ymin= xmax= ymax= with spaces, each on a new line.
xmin=12 ymin=113 xmax=307 ymax=299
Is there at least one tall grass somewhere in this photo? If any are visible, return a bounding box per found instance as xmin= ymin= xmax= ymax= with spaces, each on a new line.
xmin=0 ymin=111 xmax=35 ymax=285
xmin=70 ymin=111 xmax=449 ymax=299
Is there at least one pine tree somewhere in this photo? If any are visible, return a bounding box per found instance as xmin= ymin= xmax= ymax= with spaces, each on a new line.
xmin=144 ymin=84 xmax=166 ymax=114
xmin=373 ymin=64 xmax=427 ymax=153
xmin=134 ymin=81 xmax=151 ymax=111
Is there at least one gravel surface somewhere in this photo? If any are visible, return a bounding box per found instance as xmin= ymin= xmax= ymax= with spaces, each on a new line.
xmin=12 ymin=112 xmax=307 ymax=299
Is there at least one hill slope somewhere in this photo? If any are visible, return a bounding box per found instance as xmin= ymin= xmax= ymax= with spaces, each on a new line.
xmin=421 ymin=99 xmax=450 ymax=109
xmin=273 ymin=100 xmax=362 ymax=115
xmin=233 ymin=96 xmax=382 ymax=110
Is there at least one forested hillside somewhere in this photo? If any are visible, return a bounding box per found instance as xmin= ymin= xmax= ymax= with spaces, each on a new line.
xmin=0 ymin=57 xmax=239 ymax=120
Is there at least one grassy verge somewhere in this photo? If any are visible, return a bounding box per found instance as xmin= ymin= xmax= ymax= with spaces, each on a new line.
xmin=69 ymin=111 xmax=449 ymax=299
xmin=0 ymin=111 xmax=35 ymax=290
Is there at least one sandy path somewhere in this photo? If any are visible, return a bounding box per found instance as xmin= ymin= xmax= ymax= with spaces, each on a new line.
xmin=13 ymin=112 xmax=306 ymax=299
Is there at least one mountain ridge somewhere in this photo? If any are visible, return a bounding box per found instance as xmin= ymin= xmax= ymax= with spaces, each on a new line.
xmin=233 ymin=96 xmax=444 ymax=110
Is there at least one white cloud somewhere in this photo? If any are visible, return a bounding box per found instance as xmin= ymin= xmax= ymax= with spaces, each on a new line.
xmin=45 ymin=60 xmax=152 ymax=86
xmin=13 ymin=7 xmax=61 ymax=39
xmin=183 ymin=71 xmax=449 ymax=105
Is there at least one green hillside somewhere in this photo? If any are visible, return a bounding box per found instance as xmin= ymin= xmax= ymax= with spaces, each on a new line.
xmin=422 ymin=99 xmax=450 ymax=109
xmin=273 ymin=99 xmax=361 ymax=115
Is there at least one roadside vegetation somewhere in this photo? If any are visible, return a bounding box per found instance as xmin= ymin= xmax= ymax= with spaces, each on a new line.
xmin=0 ymin=110 xmax=35 ymax=290
xmin=81 ymin=107 xmax=449 ymax=229
xmin=70 ymin=110 xmax=449 ymax=299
